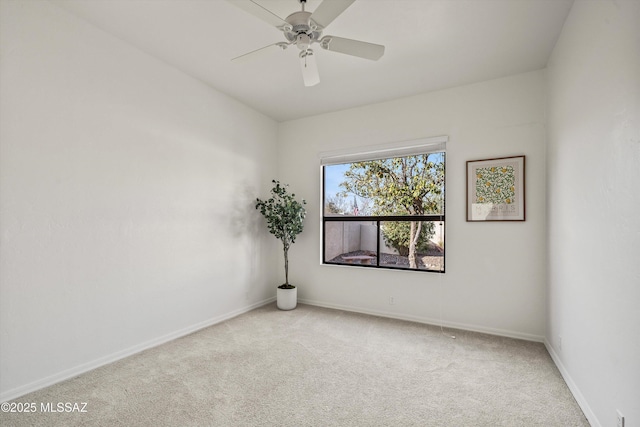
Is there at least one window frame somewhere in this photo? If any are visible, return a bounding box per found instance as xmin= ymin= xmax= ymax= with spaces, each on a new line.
xmin=322 ymin=214 xmax=446 ymax=273
xmin=320 ymin=136 xmax=447 ymax=274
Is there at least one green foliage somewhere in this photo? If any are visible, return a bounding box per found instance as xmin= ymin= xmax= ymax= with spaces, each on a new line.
xmin=340 ymin=154 xmax=444 ymax=216
xmin=382 ymin=221 xmax=435 ymax=256
xmin=256 ymin=180 xmax=306 ymax=287
xmin=339 ymin=154 xmax=444 ymax=267
xmin=474 ymin=165 xmax=516 ymax=204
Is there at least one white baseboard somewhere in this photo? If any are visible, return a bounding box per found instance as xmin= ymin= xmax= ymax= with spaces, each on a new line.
xmin=544 ymin=339 xmax=599 ymax=427
xmin=299 ymin=298 xmax=545 ymax=342
xmin=0 ymin=297 xmax=276 ymax=403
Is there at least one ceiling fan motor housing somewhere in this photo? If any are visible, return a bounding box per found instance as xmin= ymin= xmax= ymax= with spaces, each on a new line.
xmin=283 ymin=11 xmax=322 ymax=49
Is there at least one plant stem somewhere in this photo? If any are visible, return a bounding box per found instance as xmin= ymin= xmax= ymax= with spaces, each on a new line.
xmin=283 ymin=245 xmax=289 ymax=286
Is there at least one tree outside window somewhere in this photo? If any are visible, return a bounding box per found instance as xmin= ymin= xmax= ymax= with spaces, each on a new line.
xmin=323 ymin=152 xmax=445 ymax=272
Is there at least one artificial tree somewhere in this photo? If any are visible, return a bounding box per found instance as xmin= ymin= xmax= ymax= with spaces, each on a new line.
xmin=255 ymin=180 xmax=306 ymax=289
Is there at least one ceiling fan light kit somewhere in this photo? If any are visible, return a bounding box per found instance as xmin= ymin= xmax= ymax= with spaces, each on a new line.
xmin=299 ymin=49 xmax=320 ymax=86
xmin=231 ymin=0 xmax=385 ymax=86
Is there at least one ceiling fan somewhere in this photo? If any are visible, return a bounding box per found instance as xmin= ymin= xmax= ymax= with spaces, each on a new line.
xmin=230 ymin=0 xmax=385 ymax=87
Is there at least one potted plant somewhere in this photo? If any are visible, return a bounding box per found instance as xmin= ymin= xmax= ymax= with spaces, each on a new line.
xmin=256 ymin=180 xmax=306 ymax=310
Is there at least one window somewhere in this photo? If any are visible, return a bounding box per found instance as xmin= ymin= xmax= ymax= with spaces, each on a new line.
xmin=321 ymin=137 xmax=446 ymax=273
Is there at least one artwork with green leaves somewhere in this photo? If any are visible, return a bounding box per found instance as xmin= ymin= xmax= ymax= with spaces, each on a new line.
xmin=466 ymin=156 xmax=525 ymax=221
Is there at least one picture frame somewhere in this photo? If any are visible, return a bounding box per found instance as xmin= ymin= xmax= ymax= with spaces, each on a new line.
xmin=466 ymin=155 xmax=525 ymax=221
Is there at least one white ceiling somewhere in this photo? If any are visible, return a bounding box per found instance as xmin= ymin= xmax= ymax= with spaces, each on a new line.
xmin=52 ymin=0 xmax=574 ymax=122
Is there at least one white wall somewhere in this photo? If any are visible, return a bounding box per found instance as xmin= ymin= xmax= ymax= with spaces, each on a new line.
xmin=278 ymin=70 xmax=548 ymax=341
xmin=0 ymin=0 xmax=278 ymax=400
xmin=6 ymin=2 xmax=637 ymax=421
xmin=546 ymin=1 xmax=640 ymax=426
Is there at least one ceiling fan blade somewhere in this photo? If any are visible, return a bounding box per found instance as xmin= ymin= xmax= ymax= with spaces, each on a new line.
xmin=229 ymin=0 xmax=289 ymax=29
xmin=320 ymin=36 xmax=385 ymax=60
xmin=232 ymin=42 xmax=289 ymax=63
xmin=299 ymin=50 xmax=320 ymax=87
xmin=311 ymin=0 xmax=355 ymax=29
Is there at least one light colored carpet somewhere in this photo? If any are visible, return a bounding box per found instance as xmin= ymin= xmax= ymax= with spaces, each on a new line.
xmin=1 ymin=303 xmax=589 ymax=426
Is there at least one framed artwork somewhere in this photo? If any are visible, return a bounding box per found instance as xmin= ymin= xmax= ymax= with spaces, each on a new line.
xmin=466 ymin=155 xmax=525 ymax=221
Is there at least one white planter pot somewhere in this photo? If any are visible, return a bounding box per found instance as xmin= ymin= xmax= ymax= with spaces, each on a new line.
xmin=277 ymin=286 xmax=297 ymax=311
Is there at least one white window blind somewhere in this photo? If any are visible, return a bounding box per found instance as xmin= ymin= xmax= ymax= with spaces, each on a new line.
xmin=319 ymin=136 xmax=447 ymax=166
